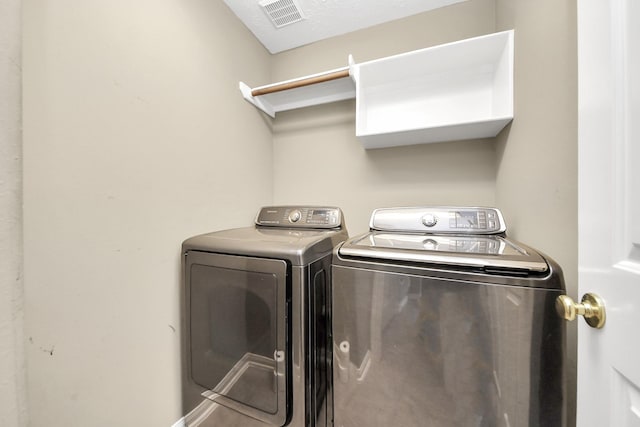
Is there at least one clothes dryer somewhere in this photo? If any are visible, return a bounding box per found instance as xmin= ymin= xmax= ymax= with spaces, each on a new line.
xmin=181 ymin=206 xmax=347 ymax=427
xmin=332 ymin=206 xmax=566 ymax=427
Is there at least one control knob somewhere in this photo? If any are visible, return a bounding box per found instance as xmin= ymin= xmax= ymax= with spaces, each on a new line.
xmin=422 ymin=214 xmax=438 ymax=228
xmin=289 ymin=210 xmax=302 ymax=223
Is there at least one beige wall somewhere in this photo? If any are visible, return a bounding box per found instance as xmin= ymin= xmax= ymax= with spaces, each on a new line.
xmin=272 ymin=0 xmax=499 ymax=235
xmin=495 ymin=1 xmax=577 ymax=424
xmin=0 ymin=0 xmax=28 ymax=425
xmin=495 ymin=0 xmax=577 ymax=303
xmin=22 ymin=1 xmax=272 ymax=425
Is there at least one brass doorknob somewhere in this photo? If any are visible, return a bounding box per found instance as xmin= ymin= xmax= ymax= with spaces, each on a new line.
xmin=555 ymin=293 xmax=606 ymax=329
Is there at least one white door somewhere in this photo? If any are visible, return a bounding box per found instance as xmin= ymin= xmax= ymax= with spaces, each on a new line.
xmin=577 ymin=0 xmax=640 ymax=425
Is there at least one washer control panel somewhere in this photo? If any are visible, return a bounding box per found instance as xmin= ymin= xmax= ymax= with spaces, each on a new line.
xmin=370 ymin=207 xmax=506 ymax=234
xmin=256 ymin=206 xmax=342 ymax=229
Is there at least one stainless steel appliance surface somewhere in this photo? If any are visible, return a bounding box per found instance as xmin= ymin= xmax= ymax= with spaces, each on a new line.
xmin=182 ymin=206 xmax=347 ymax=427
xmin=332 ymin=206 xmax=566 ymax=427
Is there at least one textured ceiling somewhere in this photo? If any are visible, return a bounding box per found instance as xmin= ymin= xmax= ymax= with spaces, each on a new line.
xmin=223 ymin=0 xmax=468 ymax=54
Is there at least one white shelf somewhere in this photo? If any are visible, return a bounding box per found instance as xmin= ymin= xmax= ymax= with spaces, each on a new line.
xmin=353 ymin=30 xmax=514 ymax=149
xmin=352 ymin=31 xmax=513 ymax=148
xmin=239 ymin=60 xmax=356 ymax=118
xmin=238 ymin=30 xmax=514 ymax=148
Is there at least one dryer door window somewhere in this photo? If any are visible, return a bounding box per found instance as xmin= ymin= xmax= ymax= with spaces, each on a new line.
xmin=186 ymin=251 xmax=289 ymax=426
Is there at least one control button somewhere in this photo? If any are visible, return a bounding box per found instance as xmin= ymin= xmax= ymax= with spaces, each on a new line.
xmin=488 ymin=220 xmax=496 ymax=229
xmin=422 ymin=214 xmax=438 ymax=228
xmin=289 ymin=210 xmax=302 ymax=223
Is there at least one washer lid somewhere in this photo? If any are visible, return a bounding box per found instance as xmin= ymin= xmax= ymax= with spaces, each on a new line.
xmin=338 ymin=232 xmax=549 ymax=273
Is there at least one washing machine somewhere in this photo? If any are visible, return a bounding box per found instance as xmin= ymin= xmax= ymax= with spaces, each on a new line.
xmin=181 ymin=206 xmax=347 ymax=427
xmin=332 ymin=207 xmax=566 ymax=427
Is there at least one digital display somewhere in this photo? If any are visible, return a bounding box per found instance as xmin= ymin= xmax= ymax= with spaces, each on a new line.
xmin=455 ymin=211 xmax=478 ymax=228
xmin=309 ymin=209 xmax=328 ymax=220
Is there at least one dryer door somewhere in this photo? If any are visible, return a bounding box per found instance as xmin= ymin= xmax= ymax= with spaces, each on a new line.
xmin=186 ymin=251 xmax=289 ymax=426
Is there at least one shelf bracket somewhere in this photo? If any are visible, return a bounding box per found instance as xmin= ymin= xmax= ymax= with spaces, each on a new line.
xmin=239 ymin=81 xmax=276 ymax=117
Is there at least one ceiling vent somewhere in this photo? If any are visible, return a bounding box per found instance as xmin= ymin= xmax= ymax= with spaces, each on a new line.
xmin=259 ymin=0 xmax=305 ymax=28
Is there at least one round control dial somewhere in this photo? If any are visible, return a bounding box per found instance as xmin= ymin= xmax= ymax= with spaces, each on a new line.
xmin=288 ymin=210 xmax=302 ymax=223
xmin=422 ymin=213 xmax=438 ymax=228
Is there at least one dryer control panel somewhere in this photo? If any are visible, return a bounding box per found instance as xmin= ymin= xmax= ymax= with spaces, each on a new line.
xmin=255 ymin=206 xmax=343 ymax=229
xmin=370 ymin=206 xmax=506 ymax=234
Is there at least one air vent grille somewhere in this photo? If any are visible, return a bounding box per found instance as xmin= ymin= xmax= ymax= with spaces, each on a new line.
xmin=260 ymin=0 xmax=305 ymax=28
